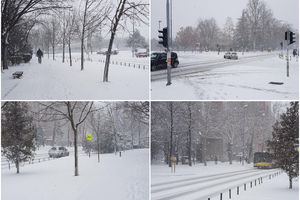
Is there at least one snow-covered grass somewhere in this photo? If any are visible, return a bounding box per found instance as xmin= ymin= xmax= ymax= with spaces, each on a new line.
xmin=2 ymin=149 xmax=149 ymax=200
xmin=152 ymin=54 xmax=299 ymax=100
xmin=2 ymin=51 xmax=149 ymax=100
xmin=230 ymin=174 xmax=298 ymax=200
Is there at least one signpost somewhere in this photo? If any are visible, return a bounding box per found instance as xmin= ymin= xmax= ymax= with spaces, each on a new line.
xmin=170 ymin=155 xmax=176 ymax=173
xmin=86 ymin=133 xmax=92 ymax=157
xmin=86 ymin=133 xmax=92 ymax=141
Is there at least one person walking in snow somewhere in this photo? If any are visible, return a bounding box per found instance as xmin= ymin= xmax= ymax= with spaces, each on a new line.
xmin=36 ymin=48 xmax=43 ymax=64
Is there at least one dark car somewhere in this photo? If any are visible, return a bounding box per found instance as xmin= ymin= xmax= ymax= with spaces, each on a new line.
xmin=151 ymin=52 xmax=179 ymax=71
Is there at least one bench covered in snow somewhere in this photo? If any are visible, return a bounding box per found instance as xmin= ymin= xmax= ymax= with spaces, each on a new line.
xmin=12 ymin=71 xmax=23 ymax=79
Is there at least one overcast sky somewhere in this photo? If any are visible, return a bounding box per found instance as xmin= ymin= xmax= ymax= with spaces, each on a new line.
xmin=151 ymin=0 xmax=299 ymax=38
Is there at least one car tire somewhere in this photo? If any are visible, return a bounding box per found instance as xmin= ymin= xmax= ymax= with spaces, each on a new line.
xmin=173 ymin=62 xmax=179 ymax=68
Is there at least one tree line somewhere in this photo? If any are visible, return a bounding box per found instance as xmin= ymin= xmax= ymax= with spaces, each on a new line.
xmin=1 ymin=0 xmax=149 ymax=82
xmin=170 ymin=0 xmax=297 ymax=52
xmin=151 ymin=102 xmax=280 ymax=166
xmin=1 ymin=101 xmax=149 ymax=176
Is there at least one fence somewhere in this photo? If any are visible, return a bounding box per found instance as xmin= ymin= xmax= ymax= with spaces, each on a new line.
xmin=2 ymin=152 xmax=87 ymax=170
xmin=60 ymin=56 xmax=149 ymax=71
xmin=207 ymin=170 xmax=283 ymax=200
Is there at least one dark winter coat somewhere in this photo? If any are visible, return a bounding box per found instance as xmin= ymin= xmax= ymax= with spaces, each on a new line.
xmin=36 ymin=49 xmax=43 ymax=58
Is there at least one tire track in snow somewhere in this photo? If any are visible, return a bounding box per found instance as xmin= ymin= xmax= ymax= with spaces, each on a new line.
xmin=152 ymin=169 xmax=279 ymax=200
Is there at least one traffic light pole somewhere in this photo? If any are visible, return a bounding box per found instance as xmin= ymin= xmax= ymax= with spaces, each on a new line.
xmin=287 ymin=44 xmax=289 ymax=77
xmin=166 ymin=0 xmax=172 ymax=86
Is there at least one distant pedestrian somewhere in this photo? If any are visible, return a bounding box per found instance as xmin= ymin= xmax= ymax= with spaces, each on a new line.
xmin=36 ymin=48 xmax=43 ymax=64
xmin=119 ymin=151 xmax=121 ymax=157
xmin=214 ymin=155 xmax=218 ymax=164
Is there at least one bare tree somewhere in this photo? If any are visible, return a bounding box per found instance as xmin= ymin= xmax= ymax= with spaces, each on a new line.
xmin=103 ymin=0 xmax=149 ymax=82
xmin=78 ymin=0 xmax=110 ymax=71
xmin=1 ymin=0 xmax=68 ymax=69
xmin=38 ymin=102 xmax=94 ymax=176
xmin=89 ymin=111 xmax=103 ymax=162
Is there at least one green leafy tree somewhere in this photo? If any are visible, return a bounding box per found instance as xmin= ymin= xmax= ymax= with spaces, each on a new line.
xmin=268 ymin=102 xmax=299 ymax=189
xmin=1 ymin=102 xmax=36 ymax=174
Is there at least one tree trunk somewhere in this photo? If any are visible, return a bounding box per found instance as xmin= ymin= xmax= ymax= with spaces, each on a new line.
xmin=188 ymin=103 xmax=192 ymax=166
xmin=138 ymin=121 xmax=141 ymax=147
xmin=2 ymin=34 xmax=8 ymax=70
xmin=74 ymin=129 xmax=78 ymax=176
xmin=47 ymin=44 xmax=50 ymax=59
xmin=102 ymin=0 xmax=126 ymax=82
xmin=81 ymin=0 xmax=88 ymax=71
xmin=68 ymin=36 xmax=72 ymax=66
xmin=97 ymin=135 xmax=100 ymax=163
xmin=62 ymin=33 xmax=65 ymax=63
xmin=203 ymin=136 xmax=207 ymax=166
xmin=289 ymin=176 xmax=293 ymax=189
xmin=16 ymin=159 xmax=20 ymax=174
xmin=169 ymin=103 xmax=173 ymax=167
xmin=80 ymin=35 xmax=85 ymax=70
xmin=52 ymin=23 xmax=55 ymax=60
xmin=103 ymin=31 xmax=115 ymax=82
xmin=52 ymin=122 xmax=56 ymax=147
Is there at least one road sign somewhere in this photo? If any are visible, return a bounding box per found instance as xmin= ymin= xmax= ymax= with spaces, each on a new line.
xmin=86 ymin=133 xmax=92 ymax=141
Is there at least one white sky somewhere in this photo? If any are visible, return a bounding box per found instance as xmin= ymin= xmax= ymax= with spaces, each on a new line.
xmin=151 ymin=0 xmax=299 ymax=38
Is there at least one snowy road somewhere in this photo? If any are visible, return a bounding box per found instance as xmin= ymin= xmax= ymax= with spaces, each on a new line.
xmin=152 ymin=163 xmax=282 ymax=200
xmin=151 ymin=53 xmax=299 ymax=100
xmin=2 ymin=149 xmax=149 ymax=200
xmin=151 ymin=53 xmax=274 ymax=81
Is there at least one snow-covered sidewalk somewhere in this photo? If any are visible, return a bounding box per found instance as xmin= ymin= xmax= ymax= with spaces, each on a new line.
xmin=2 ymin=149 xmax=149 ymax=200
xmin=2 ymin=53 xmax=149 ymax=100
xmin=152 ymin=55 xmax=299 ymax=100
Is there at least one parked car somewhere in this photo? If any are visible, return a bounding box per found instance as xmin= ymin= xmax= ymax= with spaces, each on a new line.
xmin=230 ymin=52 xmax=238 ymax=60
xmin=135 ymin=52 xmax=149 ymax=57
xmin=48 ymin=147 xmax=69 ymax=158
xmin=151 ymin=52 xmax=179 ymax=71
xmin=97 ymin=49 xmax=119 ymax=55
xmin=224 ymin=52 xmax=238 ymax=60
xmin=224 ymin=52 xmax=231 ymax=59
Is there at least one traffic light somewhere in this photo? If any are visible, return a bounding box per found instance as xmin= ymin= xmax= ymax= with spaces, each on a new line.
xmin=289 ymin=31 xmax=296 ymax=45
xmin=158 ymin=27 xmax=168 ymax=48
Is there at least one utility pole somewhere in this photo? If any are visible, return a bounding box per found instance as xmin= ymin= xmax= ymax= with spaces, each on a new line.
xmin=166 ymin=0 xmax=172 ymax=85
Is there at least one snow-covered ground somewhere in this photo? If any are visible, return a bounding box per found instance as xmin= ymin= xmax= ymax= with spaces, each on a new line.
xmin=151 ymin=52 xmax=299 ymax=100
xmin=151 ymin=162 xmax=297 ymax=200
xmin=2 ymin=149 xmax=149 ymax=200
xmin=233 ymin=173 xmax=298 ymax=200
xmin=2 ymin=51 xmax=149 ymax=100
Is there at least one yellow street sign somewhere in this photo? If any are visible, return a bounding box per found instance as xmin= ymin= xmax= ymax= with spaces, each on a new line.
xmin=86 ymin=134 xmax=92 ymax=141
